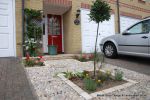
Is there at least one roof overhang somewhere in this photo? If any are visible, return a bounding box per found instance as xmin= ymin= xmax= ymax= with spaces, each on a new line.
xmin=43 ymin=0 xmax=72 ymax=15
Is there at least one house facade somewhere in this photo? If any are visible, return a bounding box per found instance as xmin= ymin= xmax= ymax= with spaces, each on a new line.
xmin=0 ymin=0 xmax=150 ymax=57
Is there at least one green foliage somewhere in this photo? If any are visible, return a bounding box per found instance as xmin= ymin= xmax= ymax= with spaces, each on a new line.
xmin=24 ymin=8 xmax=42 ymax=56
xmin=74 ymin=72 xmax=84 ymax=78
xmin=24 ymin=38 xmax=38 ymax=57
xmin=24 ymin=8 xmax=41 ymax=22
xmin=105 ymin=70 xmax=111 ymax=80
xmin=74 ymin=56 xmax=87 ymax=62
xmin=35 ymin=58 xmax=44 ymax=66
xmin=26 ymin=23 xmax=42 ymax=39
xmin=97 ymin=70 xmax=111 ymax=82
xmin=97 ymin=71 xmax=107 ymax=82
xmin=24 ymin=56 xmax=45 ymax=67
xmin=96 ymin=79 xmax=102 ymax=87
xmin=74 ymin=54 xmax=94 ymax=62
xmin=115 ymin=70 xmax=123 ymax=81
xmin=63 ymin=70 xmax=90 ymax=79
xmin=94 ymin=52 xmax=104 ymax=63
xmin=82 ymin=70 xmax=90 ymax=78
xmin=62 ymin=71 xmax=75 ymax=79
xmin=84 ymin=77 xmax=97 ymax=91
xmin=24 ymin=59 xmax=35 ymax=67
xmin=89 ymin=0 xmax=111 ymax=23
xmin=89 ymin=0 xmax=111 ymax=77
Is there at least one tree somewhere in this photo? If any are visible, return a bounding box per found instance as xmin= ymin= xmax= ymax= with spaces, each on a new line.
xmin=89 ymin=0 xmax=111 ymax=77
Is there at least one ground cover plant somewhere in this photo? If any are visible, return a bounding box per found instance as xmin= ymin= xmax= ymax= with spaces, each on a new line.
xmin=74 ymin=54 xmax=94 ymax=62
xmin=62 ymin=70 xmax=126 ymax=93
xmin=24 ymin=53 xmax=45 ymax=67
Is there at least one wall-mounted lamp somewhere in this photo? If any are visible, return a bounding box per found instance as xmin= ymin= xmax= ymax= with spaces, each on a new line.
xmin=74 ymin=9 xmax=81 ymax=25
xmin=76 ymin=9 xmax=80 ymax=18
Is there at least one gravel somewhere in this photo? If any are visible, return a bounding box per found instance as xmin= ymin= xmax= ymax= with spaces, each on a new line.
xmin=25 ymin=59 xmax=150 ymax=100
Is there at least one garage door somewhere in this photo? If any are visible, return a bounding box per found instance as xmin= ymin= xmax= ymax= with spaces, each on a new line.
xmin=120 ymin=16 xmax=140 ymax=33
xmin=81 ymin=9 xmax=115 ymax=53
xmin=0 ymin=0 xmax=15 ymax=57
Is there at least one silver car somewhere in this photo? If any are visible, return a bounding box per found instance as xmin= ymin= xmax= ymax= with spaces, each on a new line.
xmin=100 ymin=17 xmax=150 ymax=58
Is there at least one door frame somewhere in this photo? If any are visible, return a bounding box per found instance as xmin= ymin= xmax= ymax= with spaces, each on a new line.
xmin=13 ymin=0 xmax=16 ymax=56
xmin=43 ymin=14 xmax=64 ymax=53
xmin=61 ymin=15 xmax=64 ymax=52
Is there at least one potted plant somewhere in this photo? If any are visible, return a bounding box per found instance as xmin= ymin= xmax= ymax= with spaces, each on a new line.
xmin=48 ymin=36 xmax=57 ymax=55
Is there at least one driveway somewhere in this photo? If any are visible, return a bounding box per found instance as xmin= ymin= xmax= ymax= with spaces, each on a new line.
xmin=105 ymin=55 xmax=150 ymax=76
xmin=0 ymin=58 xmax=37 ymax=100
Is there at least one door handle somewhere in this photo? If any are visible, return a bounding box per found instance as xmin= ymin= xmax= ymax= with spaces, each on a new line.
xmin=141 ymin=36 xmax=148 ymax=39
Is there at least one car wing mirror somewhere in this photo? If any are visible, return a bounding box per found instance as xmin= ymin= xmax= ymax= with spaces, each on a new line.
xmin=122 ymin=32 xmax=130 ymax=35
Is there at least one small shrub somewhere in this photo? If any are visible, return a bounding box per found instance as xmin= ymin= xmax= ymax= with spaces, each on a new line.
xmin=35 ymin=56 xmax=44 ymax=66
xmin=96 ymin=79 xmax=102 ymax=87
xmin=78 ymin=57 xmax=87 ymax=62
xmin=74 ymin=72 xmax=84 ymax=78
xmin=36 ymin=61 xmax=44 ymax=66
xmin=62 ymin=71 xmax=75 ymax=79
xmin=105 ymin=70 xmax=111 ymax=80
xmin=24 ymin=54 xmax=45 ymax=67
xmin=83 ymin=70 xmax=90 ymax=78
xmin=97 ymin=71 xmax=107 ymax=82
xmin=115 ymin=69 xmax=123 ymax=81
xmin=84 ymin=77 xmax=97 ymax=91
xmin=74 ymin=54 xmax=94 ymax=62
xmin=24 ymin=59 xmax=35 ymax=67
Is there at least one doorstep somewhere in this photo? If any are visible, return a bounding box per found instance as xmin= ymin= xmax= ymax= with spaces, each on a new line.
xmin=22 ymin=54 xmax=80 ymax=60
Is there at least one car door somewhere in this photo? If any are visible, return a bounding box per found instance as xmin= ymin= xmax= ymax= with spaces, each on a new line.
xmin=118 ymin=19 xmax=150 ymax=55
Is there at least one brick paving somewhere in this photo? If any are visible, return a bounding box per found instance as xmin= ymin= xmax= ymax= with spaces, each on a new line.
xmin=0 ymin=58 xmax=37 ymax=100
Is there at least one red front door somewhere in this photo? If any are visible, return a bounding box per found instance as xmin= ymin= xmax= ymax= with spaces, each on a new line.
xmin=48 ymin=15 xmax=62 ymax=53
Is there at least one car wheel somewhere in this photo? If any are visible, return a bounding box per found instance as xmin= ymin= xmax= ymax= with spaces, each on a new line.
xmin=103 ymin=42 xmax=118 ymax=58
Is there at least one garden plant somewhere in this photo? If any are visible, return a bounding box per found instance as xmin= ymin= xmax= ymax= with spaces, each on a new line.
xmin=89 ymin=0 xmax=111 ymax=77
xmin=24 ymin=8 xmax=43 ymax=57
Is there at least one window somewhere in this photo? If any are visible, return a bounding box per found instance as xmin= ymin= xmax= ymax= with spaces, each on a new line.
xmin=48 ymin=16 xmax=60 ymax=35
xmin=127 ymin=20 xmax=150 ymax=34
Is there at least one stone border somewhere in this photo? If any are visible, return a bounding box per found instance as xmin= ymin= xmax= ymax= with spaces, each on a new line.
xmin=58 ymin=70 xmax=138 ymax=100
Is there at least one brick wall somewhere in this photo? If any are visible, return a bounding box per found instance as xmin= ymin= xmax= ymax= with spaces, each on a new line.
xmin=15 ymin=0 xmax=150 ymax=55
xmin=15 ymin=0 xmax=23 ymax=57
xmin=63 ymin=0 xmax=150 ymax=54
xmin=25 ymin=0 xmax=43 ymax=10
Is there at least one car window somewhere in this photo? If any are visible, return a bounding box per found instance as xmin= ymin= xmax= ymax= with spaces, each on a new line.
xmin=127 ymin=19 xmax=150 ymax=34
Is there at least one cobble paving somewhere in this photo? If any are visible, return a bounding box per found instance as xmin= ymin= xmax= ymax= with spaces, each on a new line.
xmin=26 ymin=59 xmax=150 ymax=100
xmin=0 ymin=58 xmax=37 ymax=100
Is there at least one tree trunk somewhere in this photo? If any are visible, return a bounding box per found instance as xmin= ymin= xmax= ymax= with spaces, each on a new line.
xmin=94 ymin=23 xmax=100 ymax=78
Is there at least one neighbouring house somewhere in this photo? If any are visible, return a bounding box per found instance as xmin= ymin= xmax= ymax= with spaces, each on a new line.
xmin=0 ymin=0 xmax=150 ymax=57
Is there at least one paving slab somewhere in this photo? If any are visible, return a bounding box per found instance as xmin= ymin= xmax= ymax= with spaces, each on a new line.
xmin=0 ymin=58 xmax=37 ymax=100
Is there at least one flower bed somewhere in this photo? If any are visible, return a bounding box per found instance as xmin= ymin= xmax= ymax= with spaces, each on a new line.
xmin=74 ymin=53 xmax=104 ymax=62
xmin=58 ymin=69 xmax=137 ymax=99
xmin=70 ymin=70 xmax=127 ymax=94
xmin=74 ymin=54 xmax=94 ymax=62
xmin=23 ymin=54 xmax=45 ymax=67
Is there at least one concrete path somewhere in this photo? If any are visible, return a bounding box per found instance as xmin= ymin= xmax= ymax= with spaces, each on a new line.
xmin=0 ymin=58 xmax=37 ymax=100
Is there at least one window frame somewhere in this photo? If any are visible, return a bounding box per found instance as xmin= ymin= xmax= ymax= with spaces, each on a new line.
xmin=124 ymin=19 xmax=150 ymax=35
